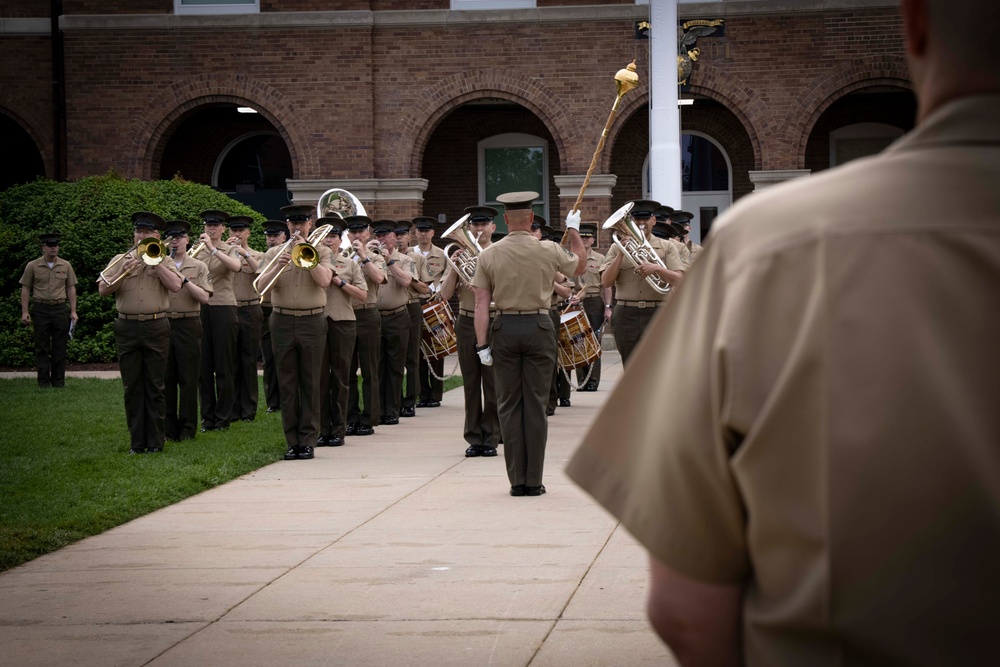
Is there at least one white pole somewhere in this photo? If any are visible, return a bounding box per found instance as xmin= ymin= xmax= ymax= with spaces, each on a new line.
xmin=649 ymin=0 xmax=682 ymax=210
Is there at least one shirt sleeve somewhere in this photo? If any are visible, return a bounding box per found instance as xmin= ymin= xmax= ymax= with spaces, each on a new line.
xmin=19 ymin=262 xmax=34 ymax=288
xmin=599 ymin=244 xmax=621 ymax=273
xmin=195 ymin=262 xmax=213 ymax=294
xmin=470 ymin=248 xmax=493 ymax=291
xmin=349 ymin=260 xmax=367 ymax=290
xmin=566 ymin=242 xmax=750 ymax=584
xmin=66 ymin=262 xmax=78 ymax=288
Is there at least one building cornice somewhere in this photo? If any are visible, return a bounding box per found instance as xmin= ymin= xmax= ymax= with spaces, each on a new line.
xmin=51 ymin=1 xmax=897 ymax=33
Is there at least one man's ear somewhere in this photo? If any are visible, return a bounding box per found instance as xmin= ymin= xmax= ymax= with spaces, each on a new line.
xmin=900 ymin=0 xmax=929 ymax=58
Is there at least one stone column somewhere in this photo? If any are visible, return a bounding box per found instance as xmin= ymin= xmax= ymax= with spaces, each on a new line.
xmin=748 ymin=169 xmax=811 ymax=191
xmin=286 ymin=178 xmax=429 ymax=220
xmin=554 ymin=174 xmax=617 ymax=250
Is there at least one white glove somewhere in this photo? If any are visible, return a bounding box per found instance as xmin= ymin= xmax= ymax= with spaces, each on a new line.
xmin=564 ymin=209 xmax=581 ymax=231
xmin=477 ymin=346 xmax=494 ymax=366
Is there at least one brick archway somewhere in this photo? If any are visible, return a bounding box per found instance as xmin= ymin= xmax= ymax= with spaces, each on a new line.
xmin=0 ymin=97 xmax=53 ymax=179
xmin=398 ymin=68 xmax=577 ymax=178
xmin=122 ymin=73 xmax=313 ymax=180
xmin=784 ymin=55 xmax=912 ymax=168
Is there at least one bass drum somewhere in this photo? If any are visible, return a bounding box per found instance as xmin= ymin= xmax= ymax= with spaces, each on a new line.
xmin=557 ymin=308 xmax=601 ymax=371
xmin=420 ymin=298 xmax=458 ymax=361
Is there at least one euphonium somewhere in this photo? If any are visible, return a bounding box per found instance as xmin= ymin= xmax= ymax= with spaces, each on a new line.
xmin=99 ymin=237 xmax=168 ymax=286
xmin=317 ymin=188 xmax=367 ymax=220
xmin=602 ymin=202 xmax=671 ymax=294
xmin=441 ymin=214 xmax=479 ymax=284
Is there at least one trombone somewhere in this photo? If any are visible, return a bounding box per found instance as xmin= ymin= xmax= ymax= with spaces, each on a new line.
xmin=99 ymin=237 xmax=168 ymax=287
xmin=253 ymin=224 xmax=335 ymax=296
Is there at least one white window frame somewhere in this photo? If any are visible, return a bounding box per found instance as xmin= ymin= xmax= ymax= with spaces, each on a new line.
xmin=451 ymin=0 xmax=535 ymax=10
xmin=478 ymin=133 xmax=548 ymax=219
xmin=175 ymin=0 xmax=259 ymax=16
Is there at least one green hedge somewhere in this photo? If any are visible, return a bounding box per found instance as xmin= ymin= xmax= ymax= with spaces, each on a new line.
xmin=0 ymin=173 xmax=268 ymax=366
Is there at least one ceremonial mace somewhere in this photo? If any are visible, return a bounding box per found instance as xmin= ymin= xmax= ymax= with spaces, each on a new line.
xmin=563 ymin=59 xmax=640 ymax=247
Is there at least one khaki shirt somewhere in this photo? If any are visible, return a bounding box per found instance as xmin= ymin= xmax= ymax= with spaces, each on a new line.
xmin=232 ymin=246 xmax=264 ymax=303
xmin=686 ymin=240 xmax=703 ymax=265
xmin=203 ymin=245 xmax=240 ymax=307
xmin=581 ymin=249 xmax=605 ymax=296
xmin=20 ymin=256 xmax=77 ymax=301
xmin=442 ymin=262 xmax=477 ymax=313
xmin=473 ymin=232 xmax=579 ymax=311
xmin=102 ymin=252 xmax=178 ymax=315
xmin=377 ymin=249 xmax=417 ymax=311
xmin=257 ymin=243 xmax=335 ymax=311
xmin=406 ymin=249 xmax=432 ymax=301
xmin=325 ymin=255 xmax=367 ymax=321
xmin=349 ymin=251 xmax=387 ymax=308
xmin=599 ymin=235 xmax=683 ymax=301
xmin=167 ymin=255 xmax=212 ymax=314
xmin=568 ymin=94 xmax=1000 ymax=666
xmin=671 ymin=238 xmax=692 ymax=269
xmin=416 ymin=244 xmax=447 ymax=288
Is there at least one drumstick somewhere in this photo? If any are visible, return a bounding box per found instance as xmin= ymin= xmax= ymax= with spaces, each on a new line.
xmin=561 ymin=286 xmax=588 ymax=316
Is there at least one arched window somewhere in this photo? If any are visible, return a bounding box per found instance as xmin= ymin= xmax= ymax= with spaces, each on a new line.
xmin=829 ymin=123 xmax=904 ymax=167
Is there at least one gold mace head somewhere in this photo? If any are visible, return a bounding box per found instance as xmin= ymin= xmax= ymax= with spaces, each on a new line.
xmin=615 ymin=60 xmax=639 ymax=97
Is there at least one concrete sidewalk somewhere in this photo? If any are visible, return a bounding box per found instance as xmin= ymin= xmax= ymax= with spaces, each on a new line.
xmin=0 ymin=351 xmax=675 ymax=667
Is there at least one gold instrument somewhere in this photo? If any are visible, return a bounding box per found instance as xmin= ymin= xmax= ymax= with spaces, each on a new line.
xmin=317 ymin=188 xmax=367 ymax=220
xmin=99 ymin=237 xmax=168 ymax=286
xmin=602 ymin=202 xmax=671 ymax=294
xmin=441 ymin=214 xmax=479 ymax=284
xmin=253 ymin=224 xmax=335 ymax=296
xmin=189 ymin=241 xmax=207 ymax=258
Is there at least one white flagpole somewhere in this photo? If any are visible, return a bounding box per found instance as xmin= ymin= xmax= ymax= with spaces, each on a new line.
xmin=649 ymin=0 xmax=682 ymax=211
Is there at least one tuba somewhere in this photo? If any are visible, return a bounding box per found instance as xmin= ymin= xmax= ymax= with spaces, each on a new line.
xmin=441 ymin=214 xmax=480 ymax=284
xmin=317 ymin=188 xmax=367 ymax=221
xmin=602 ymin=202 xmax=671 ymax=294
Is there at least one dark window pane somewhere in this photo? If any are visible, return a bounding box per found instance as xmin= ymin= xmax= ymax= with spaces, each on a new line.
xmin=485 ymin=147 xmax=543 ymax=202
xmin=681 ymin=134 xmax=729 ymax=192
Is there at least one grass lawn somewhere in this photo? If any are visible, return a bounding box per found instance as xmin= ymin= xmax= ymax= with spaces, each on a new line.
xmin=0 ymin=372 xmax=462 ymax=573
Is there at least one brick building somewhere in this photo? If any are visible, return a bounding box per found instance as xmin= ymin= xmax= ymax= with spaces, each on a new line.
xmin=1 ymin=0 xmax=913 ymax=241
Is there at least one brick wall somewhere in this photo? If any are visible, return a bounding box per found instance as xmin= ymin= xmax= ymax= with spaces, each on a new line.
xmin=0 ymin=36 xmax=54 ymax=177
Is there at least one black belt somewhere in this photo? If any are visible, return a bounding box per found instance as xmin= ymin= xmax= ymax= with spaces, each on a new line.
xmin=168 ymin=311 xmax=200 ymax=319
xmin=353 ymin=303 xmax=377 ymax=310
xmin=458 ymin=309 xmax=497 ymax=318
xmin=272 ymin=306 xmax=325 ymax=316
xmin=551 ymin=301 xmax=569 ymax=311
xmin=119 ymin=312 xmax=166 ymax=321
xmin=379 ymin=305 xmax=407 ymax=316
xmin=35 ymin=299 xmax=67 ymax=306
xmin=497 ymin=308 xmax=549 ymax=315
xmin=237 ymin=299 xmax=261 ymax=307
xmin=617 ymin=300 xmax=663 ymax=309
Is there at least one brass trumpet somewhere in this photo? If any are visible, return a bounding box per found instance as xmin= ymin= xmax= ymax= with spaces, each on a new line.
xmin=253 ymin=224 xmax=335 ymax=296
xmin=441 ymin=214 xmax=478 ymax=284
xmin=602 ymin=202 xmax=671 ymax=294
xmin=99 ymin=237 xmax=168 ymax=286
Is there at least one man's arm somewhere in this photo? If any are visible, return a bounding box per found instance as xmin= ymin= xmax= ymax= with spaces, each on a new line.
xmin=68 ymin=285 xmax=78 ymax=322
xmin=647 ymin=555 xmax=743 ymax=667
xmin=20 ymin=284 xmax=31 ymax=325
xmin=565 ymin=229 xmax=587 ymax=276
xmin=473 ymin=286 xmax=492 ymax=348
xmin=601 ymin=247 xmax=625 ymax=288
xmin=155 ymin=262 xmax=184 ymax=293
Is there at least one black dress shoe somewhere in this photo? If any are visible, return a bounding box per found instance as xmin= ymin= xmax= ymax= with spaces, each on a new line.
xmin=510 ymin=485 xmax=527 ymax=497
xmin=545 ymin=407 xmax=555 ymax=417
xmin=267 ymin=406 xmax=280 ymax=413
xmin=584 ymin=383 xmax=599 ymax=392
xmin=382 ymin=416 xmax=399 ymax=425
xmin=426 ymin=400 xmax=441 ymax=408
xmin=316 ymin=435 xmax=331 ymax=447
xmin=465 ymin=444 xmax=482 ymax=457
xmin=147 ymin=446 xmax=163 ymax=454
xmin=416 ymin=400 xmax=430 ymax=408
xmin=297 ymin=445 xmax=314 ymax=460
xmin=200 ymin=425 xmax=215 ymax=433
xmin=400 ymin=406 xmax=416 ymax=418
xmin=355 ymin=424 xmax=375 ymax=436
xmin=128 ymin=448 xmax=146 ymax=455
xmin=525 ymin=485 xmax=547 ymax=496
xmin=241 ymin=417 xmax=254 ymax=423
xmin=559 ymin=398 xmax=571 ymax=408
xmin=346 ymin=422 xmax=358 ymax=436
xmin=480 ymin=445 xmax=498 ymax=457
xmin=329 ymin=435 xmax=345 ymax=447
xmin=283 ymin=446 xmax=299 ymax=460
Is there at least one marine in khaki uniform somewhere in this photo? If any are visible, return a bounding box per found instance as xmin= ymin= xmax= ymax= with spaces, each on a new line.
xmin=19 ymin=232 xmax=78 ymax=388
xmin=397 ymin=221 xmax=432 ymax=417
xmin=671 ymin=210 xmax=702 ymax=265
xmin=471 ymin=192 xmax=586 ymax=496
xmin=568 ymin=3 xmax=1000 ymax=662
xmin=547 ymin=266 xmax=573 ymax=415
xmin=344 ymin=215 xmax=387 ymax=436
xmin=259 ymin=221 xmax=288 ymax=413
xmin=600 ymin=200 xmax=685 ymax=365
xmin=196 ymin=209 xmax=242 ymax=432
xmin=413 ymin=216 xmax=448 ymax=407
xmin=97 ymin=212 xmax=183 ymax=454
xmin=256 ymin=204 xmax=334 ymax=460
xmin=575 ymin=224 xmax=611 ymax=391
xmin=440 ymin=206 xmax=501 ymax=457
xmin=317 ymin=218 xmax=368 ymax=447
xmin=372 ymin=219 xmax=416 ymax=425
xmin=653 ymin=205 xmax=691 ymax=270
xmin=162 ymin=220 xmax=212 ymax=442
xmin=226 ymin=215 xmax=263 ymax=422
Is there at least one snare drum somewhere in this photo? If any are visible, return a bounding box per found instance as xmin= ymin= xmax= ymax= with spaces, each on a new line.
xmin=421 ymin=298 xmax=458 ymax=361
xmin=557 ymin=308 xmax=601 ymax=371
